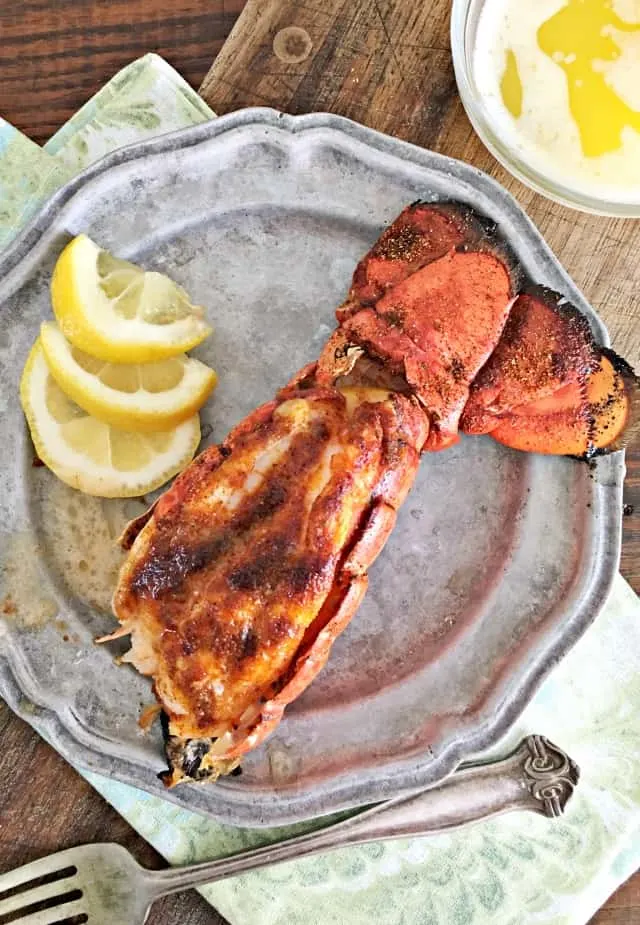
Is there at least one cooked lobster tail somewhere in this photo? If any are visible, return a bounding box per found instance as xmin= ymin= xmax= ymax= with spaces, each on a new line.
xmin=322 ymin=204 xmax=637 ymax=459
xmin=108 ymin=199 xmax=638 ymax=787
xmin=460 ymin=284 xmax=639 ymax=457
xmin=319 ymin=203 xmax=523 ymax=451
xmin=113 ymin=380 xmax=429 ymax=785
xmin=343 ymin=200 xmax=500 ymax=310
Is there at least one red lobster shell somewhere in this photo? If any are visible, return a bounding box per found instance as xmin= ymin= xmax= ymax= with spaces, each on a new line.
xmin=108 ymin=201 xmax=638 ymax=785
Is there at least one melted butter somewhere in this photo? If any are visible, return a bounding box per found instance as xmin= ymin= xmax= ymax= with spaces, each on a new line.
xmin=536 ymin=0 xmax=640 ymax=156
xmin=499 ymin=0 xmax=640 ymax=154
xmin=339 ymin=387 xmax=393 ymax=414
xmin=500 ymin=49 xmax=523 ymax=118
xmin=1 ymin=533 xmax=57 ymax=630
xmin=476 ymin=0 xmax=640 ymax=199
xmin=1 ymin=479 xmax=150 ymax=634
xmin=37 ymin=478 xmax=145 ymax=615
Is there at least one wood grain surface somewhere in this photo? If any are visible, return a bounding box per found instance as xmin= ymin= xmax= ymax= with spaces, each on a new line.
xmin=0 ymin=0 xmax=245 ymax=144
xmin=0 ymin=2 xmax=638 ymax=925
xmin=0 ymin=701 xmax=221 ymax=925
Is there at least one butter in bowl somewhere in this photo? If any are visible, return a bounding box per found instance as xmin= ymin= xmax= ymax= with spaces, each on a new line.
xmin=451 ymin=0 xmax=640 ymax=215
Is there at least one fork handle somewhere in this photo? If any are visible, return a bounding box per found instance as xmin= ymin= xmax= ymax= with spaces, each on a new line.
xmin=143 ymin=735 xmax=579 ymax=899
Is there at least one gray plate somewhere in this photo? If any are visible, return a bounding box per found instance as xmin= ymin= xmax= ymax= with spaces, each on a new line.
xmin=0 ymin=109 xmax=622 ymax=827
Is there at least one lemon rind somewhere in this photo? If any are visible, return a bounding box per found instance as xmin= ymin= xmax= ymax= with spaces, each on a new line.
xmin=51 ymin=235 xmax=212 ymax=363
xmin=40 ymin=321 xmax=217 ymax=433
xmin=20 ymin=341 xmax=201 ymax=498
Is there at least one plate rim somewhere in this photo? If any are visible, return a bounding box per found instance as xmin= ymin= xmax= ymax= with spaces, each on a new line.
xmin=0 ymin=107 xmax=623 ymax=826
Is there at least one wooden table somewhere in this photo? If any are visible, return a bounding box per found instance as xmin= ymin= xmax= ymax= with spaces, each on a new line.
xmin=0 ymin=2 xmax=638 ymax=923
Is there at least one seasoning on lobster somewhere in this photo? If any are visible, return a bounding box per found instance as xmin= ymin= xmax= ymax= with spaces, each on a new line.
xmin=107 ymin=201 xmax=638 ymax=786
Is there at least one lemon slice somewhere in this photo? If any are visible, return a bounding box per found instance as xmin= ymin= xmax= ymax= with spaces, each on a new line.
xmin=51 ymin=235 xmax=212 ymax=363
xmin=40 ymin=321 xmax=217 ymax=433
xmin=21 ymin=340 xmax=201 ymax=498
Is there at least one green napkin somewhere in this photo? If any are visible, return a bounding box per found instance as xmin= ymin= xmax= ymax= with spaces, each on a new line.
xmin=1 ymin=53 xmax=638 ymax=925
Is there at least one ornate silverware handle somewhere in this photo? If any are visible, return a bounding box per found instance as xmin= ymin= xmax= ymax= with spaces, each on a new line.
xmin=145 ymin=735 xmax=579 ymax=898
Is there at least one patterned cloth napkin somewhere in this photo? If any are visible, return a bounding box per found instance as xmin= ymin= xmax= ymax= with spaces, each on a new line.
xmin=1 ymin=53 xmax=639 ymax=925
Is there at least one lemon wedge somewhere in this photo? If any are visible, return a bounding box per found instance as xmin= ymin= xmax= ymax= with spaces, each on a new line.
xmin=51 ymin=235 xmax=212 ymax=363
xmin=40 ymin=321 xmax=217 ymax=433
xmin=21 ymin=340 xmax=201 ymax=498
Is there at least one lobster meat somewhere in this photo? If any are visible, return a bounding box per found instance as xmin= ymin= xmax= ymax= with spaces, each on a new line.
xmin=110 ymin=202 xmax=638 ymax=786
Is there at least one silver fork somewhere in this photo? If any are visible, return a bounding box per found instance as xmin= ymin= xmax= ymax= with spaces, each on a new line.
xmin=0 ymin=735 xmax=578 ymax=925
